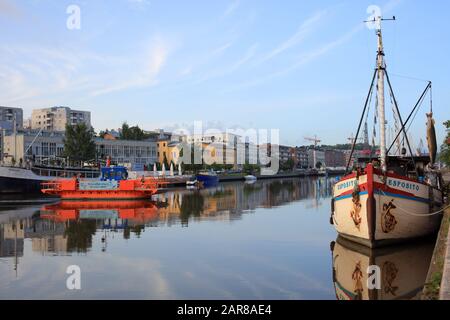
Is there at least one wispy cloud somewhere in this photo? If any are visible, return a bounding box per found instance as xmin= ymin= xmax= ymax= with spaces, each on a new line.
xmin=222 ymin=0 xmax=240 ymax=18
xmin=91 ymin=37 xmax=170 ymax=96
xmin=256 ymin=10 xmax=327 ymax=65
xmin=210 ymin=41 xmax=233 ymax=56
xmin=233 ymin=24 xmax=363 ymax=90
xmin=193 ymin=43 xmax=258 ymax=84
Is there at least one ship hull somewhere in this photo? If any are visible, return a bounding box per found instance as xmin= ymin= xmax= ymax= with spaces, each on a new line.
xmin=0 ymin=166 xmax=49 ymax=194
xmin=0 ymin=166 xmax=100 ymax=194
xmin=196 ymin=174 xmax=219 ymax=186
xmin=331 ymin=164 xmax=443 ymax=248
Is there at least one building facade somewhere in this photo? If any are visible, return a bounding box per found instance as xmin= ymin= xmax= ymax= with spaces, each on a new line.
xmin=308 ymin=149 xmax=325 ymax=169
xmin=324 ymin=149 xmax=346 ymax=168
xmin=31 ymin=106 xmax=91 ymax=131
xmin=2 ymin=131 xmax=65 ymax=165
xmin=0 ymin=106 xmax=23 ymax=131
xmin=293 ymin=147 xmax=309 ymax=169
xmin=95 ymin=138 xmax=157 ymax=168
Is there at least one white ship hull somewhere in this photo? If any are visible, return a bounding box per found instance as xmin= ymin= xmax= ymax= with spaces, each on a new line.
xmin=331 ymin=164 xmax=443 ymax=248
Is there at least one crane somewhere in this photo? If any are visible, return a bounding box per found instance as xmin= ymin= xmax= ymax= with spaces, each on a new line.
xmin=304 ymin=135 xmax=321 ymax=148
xmin=304 ymin=135 xmax=321 ymax=169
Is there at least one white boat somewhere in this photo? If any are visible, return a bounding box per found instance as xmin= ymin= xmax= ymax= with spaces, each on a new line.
xmin=330 ymin=16 xmax=444 ymax=248
xmin=244 ymin=175 xmax=257 ymax=181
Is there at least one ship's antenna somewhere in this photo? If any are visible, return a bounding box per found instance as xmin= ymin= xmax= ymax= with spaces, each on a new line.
xmin=363 ymin=15 xmax=395 ymax=173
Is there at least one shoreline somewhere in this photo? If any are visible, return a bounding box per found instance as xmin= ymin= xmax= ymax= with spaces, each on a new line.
xmin=421 ymin=171 xmax=450 ymax=300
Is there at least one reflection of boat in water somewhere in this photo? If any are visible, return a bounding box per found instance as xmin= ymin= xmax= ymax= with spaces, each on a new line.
xmin=330 ymin=236 xmax=434 ymax=300
xmin=40 ymin=200 xmax=160 ymax=223
xmin=196 ymin=171 xmax=219 ymax=187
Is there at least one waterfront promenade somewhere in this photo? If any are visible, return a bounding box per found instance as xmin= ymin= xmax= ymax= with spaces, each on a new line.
xmin=440 ymin=172 xmax=450 ymax=300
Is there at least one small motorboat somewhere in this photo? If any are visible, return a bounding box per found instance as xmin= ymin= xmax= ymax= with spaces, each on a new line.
xmin=186 ymin=179 xmax=204 ymax=189
xmin=196 ymin=170 xmax=219 ymax=187
xmin=244 ymin=175 xmax=257 ymax=181
xmin=41 ymin=166 xmax=168 ymax=200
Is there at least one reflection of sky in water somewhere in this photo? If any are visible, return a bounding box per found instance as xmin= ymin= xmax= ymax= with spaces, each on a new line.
xmin=0 ymin=178 xmax=338 ymax=299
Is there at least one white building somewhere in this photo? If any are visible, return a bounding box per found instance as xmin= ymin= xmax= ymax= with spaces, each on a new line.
xmin=308 ymin=149 xmax=325 ymax=169
xmin=95 ymin=138 xmax=157 ymax=167
xmin=2 ymin=131 xmax=65 ymax=165
xmin=31 ymin=106 xmax=91 ymax=131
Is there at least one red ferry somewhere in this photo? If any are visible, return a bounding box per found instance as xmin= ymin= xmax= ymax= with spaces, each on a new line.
xmin=41 ymin=166 xmax=168 ymax=200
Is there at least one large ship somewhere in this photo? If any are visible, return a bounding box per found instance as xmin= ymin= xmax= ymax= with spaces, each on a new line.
xmin=0 ymin=164 xmax=100 ymax=194
xmin=330 ymin=16 xmax=445 ymax=248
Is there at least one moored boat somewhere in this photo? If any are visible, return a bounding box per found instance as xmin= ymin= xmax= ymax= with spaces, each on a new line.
xmin=41 ymin=166 xmax=167 ymax=200
xmin=196 ymin=171 xmax=219 ymax=187
xmin=0 ymin=164 xmax=100 ymax=194
xmin=330 ymin=16 xmax=444 ymax=248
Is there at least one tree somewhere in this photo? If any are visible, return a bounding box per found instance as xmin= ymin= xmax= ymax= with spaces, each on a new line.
xmin=440 ymin=120 xmax=450 ymax=166
xmin=119 ymin=122 xmax=148 ymax=140
xmin=63 ymin=123 xmax=96 ymax=164
xmin=281 ymin=158 xmax=295 ymax=171
xmin=98 ymin=129 xmax=108 ymax=138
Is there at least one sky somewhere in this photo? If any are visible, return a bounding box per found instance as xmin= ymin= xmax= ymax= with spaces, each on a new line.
xmin=0 ymin=0 xmax=449 ymax=147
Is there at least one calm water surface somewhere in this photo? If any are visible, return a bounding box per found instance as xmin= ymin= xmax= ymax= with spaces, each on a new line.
xmin=0 ymin=178 xmax=433 ymax=299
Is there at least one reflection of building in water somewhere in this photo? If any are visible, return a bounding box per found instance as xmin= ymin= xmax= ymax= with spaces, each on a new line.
xmin=25 ymin=219 xmax=68 ymax=255
xmin=18 ymin=177 xmax=337 ymax=253
xmin=330 ymin=237 xmax=434 ymax=300
xmin=0 ymin=221 xmax=25 ymax=258
xmin=157 ymin=177 xmax=334 ymax=225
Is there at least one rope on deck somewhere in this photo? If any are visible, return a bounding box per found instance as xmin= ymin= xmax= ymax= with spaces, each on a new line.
xmin=379 ymin=189 xmax=450 ymax=217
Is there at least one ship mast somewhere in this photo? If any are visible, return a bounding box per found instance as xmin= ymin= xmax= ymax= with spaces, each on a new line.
xmin=376 ymin=17 xmax=387 ymax=172
xmin=373 ymin=15 xmax=396 ymax=171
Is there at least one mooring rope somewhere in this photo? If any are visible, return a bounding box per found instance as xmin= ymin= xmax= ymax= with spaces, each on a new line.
xmin=379 ymin=189 xmax=449 ymax=217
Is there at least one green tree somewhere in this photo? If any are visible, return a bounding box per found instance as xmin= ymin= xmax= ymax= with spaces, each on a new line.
xmin=119 ymin=122 xmax=148 ymax=140
xmin=281 ymin=158 xmax=295 ymax=171
xmin=440 ymin=120 xmax=450 ymax=166
xmin=98 ymin=129 xmax=108 ymax=138
xmin=63 ymin=123 xmax=96 ymax=164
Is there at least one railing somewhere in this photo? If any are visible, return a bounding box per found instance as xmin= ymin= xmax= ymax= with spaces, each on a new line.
xmin=41 ymin=181 xmax=62 ymax=193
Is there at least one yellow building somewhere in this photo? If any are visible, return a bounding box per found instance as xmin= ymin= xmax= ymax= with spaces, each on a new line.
xmin=157 ymin=140 xmax=185 ymax=165
xmin=156 ymin=139 xmax=170 ymax=164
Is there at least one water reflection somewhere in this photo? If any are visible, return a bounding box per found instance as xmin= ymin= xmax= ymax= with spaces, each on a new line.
xmin=330 ymin=236 xmax=434 ymax=300
xmin=0 ymin=177 xmax=338 ymax=299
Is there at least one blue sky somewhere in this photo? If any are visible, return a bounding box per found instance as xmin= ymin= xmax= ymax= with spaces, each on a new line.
xmin=0 ymin=0 xmax=449 ymax=147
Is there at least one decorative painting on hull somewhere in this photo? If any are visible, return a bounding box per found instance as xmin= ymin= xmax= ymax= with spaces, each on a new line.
xmin=381 ymin=199 xmax=398 ymax=233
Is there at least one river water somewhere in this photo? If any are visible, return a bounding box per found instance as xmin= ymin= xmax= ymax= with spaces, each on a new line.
xmin=0 ymin=178 xmax=434 ymax=299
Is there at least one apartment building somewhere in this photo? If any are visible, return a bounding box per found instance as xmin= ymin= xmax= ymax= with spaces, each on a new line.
xmin=31 ymin=106 xmax=91 ymax=131
xmin=0 ymin=106 xmax=23 ymax=131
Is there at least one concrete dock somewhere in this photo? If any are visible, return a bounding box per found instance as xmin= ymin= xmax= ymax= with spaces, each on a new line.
xmin=439 ymin=171 xmax=450 ymax=300
xmin=440 ymin=220 xmax=450 ymax=299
